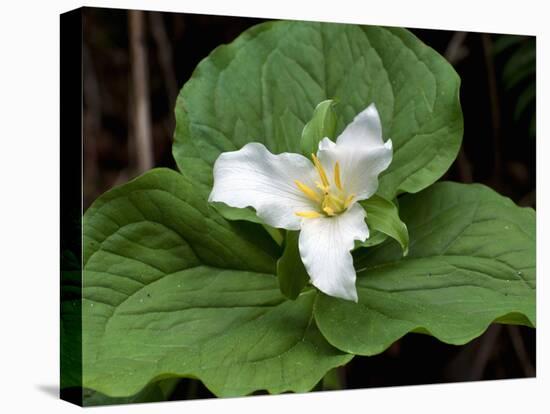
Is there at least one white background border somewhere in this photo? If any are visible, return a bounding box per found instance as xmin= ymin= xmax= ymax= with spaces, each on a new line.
xmin=0 ymin=0 xmax=547 ymax=412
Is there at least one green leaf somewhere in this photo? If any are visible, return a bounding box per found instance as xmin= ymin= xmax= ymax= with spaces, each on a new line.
xmin=83 ymin=168 xmax=278 ymax=275
xmin=314 ymin=182 xmax=535 ymax=356
xmin=210 ymin=201 xmax=262 ymax=224
xmin=354 ymin=230 xmax=388 ymax=250
xmin=174 ymin=21 xmax=463 ymax=200
xmin=82 ymin=379 xmax=179 ymax=406
xmin=78 ymin=168 xmax=350 ymax=400
xmin=300 ymin=99 xmax=337 ymax=156
xmin=210 ymin=201 xmax=284 ymax=246
xmin=360 ymin=194 xmax=409 ymax=255
xmin=277 ymin=231 xmax=310 ymax=299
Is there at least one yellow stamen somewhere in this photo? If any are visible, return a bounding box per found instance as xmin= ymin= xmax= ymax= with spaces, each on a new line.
xmin=323 ymin=206 xmax=335 ymax=216
xmin=311 ymin=154 xmax=330 ymax=188
xmin=294 ymin=180 xmax=321 ymax=202
xmin=294 ymin=157 xmax=353 ymax=218
xmin=344 ymin=194 xmax=355 ymax=208
xmin=295 ymin=210 xmax=322 ymax=218
xmin=334 ymin=162 xmax=343 ymax=191
xmin=323 ymin=193 xmax=344 ymax=211
xmin=316 ymin=181 xmax=330 ymax=193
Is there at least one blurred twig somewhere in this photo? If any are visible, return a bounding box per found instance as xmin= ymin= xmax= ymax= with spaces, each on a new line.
xmin=322 ymin=367 xmax=347 ymax=391
xmin=445 ymin=31 xmax=469 ymax=64
xmin=456 ymin=148 xmax=474 ymax=183
xmin=445 ymin=32 xmax=473 ymax=183
xmin=149 ymin=12 xmax=179 ymax=108
xmin=482 ymin=34 xmax=503 ymax=191
xmin=469 ymin=324 xmax=501 ymax=380
xmin=519 ymin=189 xmax=536 ymax=207
xmin=129 ymin=10 xmax=154 ymax=173
xmin=149 ymin=12 xmax=179 ymax=160
xmin=506 ymin=326 xmax=535 ymax=377
xmin=83 ymin=44 xmax=101 ymax=205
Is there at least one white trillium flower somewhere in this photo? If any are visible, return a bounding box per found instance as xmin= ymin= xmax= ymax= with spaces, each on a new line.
xmin=209 ymin=103 xmax=393 ymax=302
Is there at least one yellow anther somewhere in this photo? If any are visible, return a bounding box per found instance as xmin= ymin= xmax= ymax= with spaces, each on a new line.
xmin=344 ymin=194 xmax=355 ymax=208
xmin=295 ymin=210 xmax=322 ymax=218
xmin=294 ymin=180 xmax=321 ymax=202
xmin=334 ymin=162 xmax=343 ymax=191
xmin=311 ymin=154 xmax=330 ymax=188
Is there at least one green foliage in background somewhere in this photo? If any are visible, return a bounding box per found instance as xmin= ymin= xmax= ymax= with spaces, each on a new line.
xmin=494 ymin=35 xmax=536 ymax=138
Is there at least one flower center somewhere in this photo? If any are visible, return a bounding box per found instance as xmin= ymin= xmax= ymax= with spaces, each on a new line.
xmin=294 ymin=154 xmax=355 ymax=219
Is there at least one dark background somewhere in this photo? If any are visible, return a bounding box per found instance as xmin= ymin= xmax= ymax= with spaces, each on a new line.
xmin=81 ymin=7 xmax=536 ymax=402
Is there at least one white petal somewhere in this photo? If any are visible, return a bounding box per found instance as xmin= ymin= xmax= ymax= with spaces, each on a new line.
xmin=337 ymin=103 xmax=384 ymax=148
xmin=298 ymin=203 xmax=369 ymax=302
xmin=317 ymin=137 xmax=393 ymax=202
xmin=318 ymin=137 xmax=336 ymax=152
xmin=209 ymin=143 xmax=320 ymax=230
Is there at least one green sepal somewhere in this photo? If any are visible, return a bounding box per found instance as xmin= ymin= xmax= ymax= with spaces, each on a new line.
xmin=300 ymin=99 xmax=338 ymax=156
xmin=277 ymin=231 xmax=310 ymax=299
xmin=359 ymin=194 xmax=409 ymax=255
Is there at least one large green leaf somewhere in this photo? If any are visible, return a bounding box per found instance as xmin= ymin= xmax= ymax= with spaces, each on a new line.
xmin=82 ymin=379 xmax=179 ymax=406
xmin=174 ymin=21 xmax=463 ymax=200
xmin=78 ymin=168 xmax=350 ymax=400
xmin=315 ymin=182 xmax=535 ymax=355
